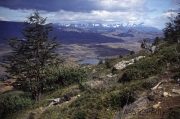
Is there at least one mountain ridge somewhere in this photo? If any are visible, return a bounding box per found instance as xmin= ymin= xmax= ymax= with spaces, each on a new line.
xmin=56 ymin=22 xmax=161 ymax=32
xmin=0 ymin=21 xmax=163 ymax=45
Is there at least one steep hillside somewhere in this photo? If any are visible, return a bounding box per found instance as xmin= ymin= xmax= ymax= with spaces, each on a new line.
xmin=1 ymin=41 xmax=180 ymax=119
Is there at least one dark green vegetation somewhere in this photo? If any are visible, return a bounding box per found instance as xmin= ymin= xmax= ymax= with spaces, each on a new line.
xmin=2 ymin=10 xmax=61 ymax=101
xmin=1 ymin=10 xmax=180 ymax=119
xmin=0 ymin=91 xmax=33 ymax=118
xmin=163 ymin=11 xmax=180 ymax=44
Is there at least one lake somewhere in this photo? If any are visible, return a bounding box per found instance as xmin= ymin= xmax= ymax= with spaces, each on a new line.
xmin=78 ymin=58 xmax=101 ymax=64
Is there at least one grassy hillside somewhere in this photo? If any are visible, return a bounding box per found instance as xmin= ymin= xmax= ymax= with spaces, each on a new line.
xmin=1 ymin=41 xmax=180 ymax=119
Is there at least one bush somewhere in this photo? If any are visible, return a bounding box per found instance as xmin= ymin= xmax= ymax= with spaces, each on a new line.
xmin=142 ymin=79 xmax=158 ymax=89
xmin=165 ymin=107 xmax=180 ymax=119
xmin=119 ymin=55 xmax=123 ymax=59
xmin=173 ymin=72 xmax=180 ymax=80
xmin=109 ymin=90 xmax=135 ymax=109
xmin=78 ymin=82 xmax=88 ymax=91
xmin=119 ymin=57 xmax=161 ymax=83
xmin=100 ymin=89 xmax=136 ymax=110
xmin=0 ymin=94 xmax=33 ymax=118
xmin=105 ymin=59 xmax=111 ymax=69
xmin=130 ymin=51 xmax=135 ymax=55
xmin=45 ymin=65 xmax=87 ymax=90
xmin=98 ymin=59 xmax=103 ymax=64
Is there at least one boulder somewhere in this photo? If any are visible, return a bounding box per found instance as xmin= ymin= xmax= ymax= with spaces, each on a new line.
xmin=121 ymin=96 xmax=149 ymax=119
xmin=147 ymin=92 xmax=155 ymax=101
xmin=172 ymin=89 xmax=180 ymax=94
xmin=106 ymin=73 xmax=113 ymax=78
xmin=163 ymin=92 xmax=169 ymax=97
xmin=113 ymin=56 xmax=145 ymax=70
xmin=92 ymin=69 xmax=97 ymax=73
xmin=113 ymin=60 xmax=127 ymax=70
xmin=153 ymin=102 xmax=161 ymax=109
xmin=151 ymin=46 xmax=156 ymax=53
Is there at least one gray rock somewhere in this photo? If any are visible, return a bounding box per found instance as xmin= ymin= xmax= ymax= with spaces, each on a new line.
xmin=158 ymin=86 xmax=163 ymax=89
xmin=113 ymin=56 xmax=145 ymax=70
xmin=163 ymin=92 xmax=169 ymax=97
xmin=151 ymin=46 xmax=156 ymax=53
xmin=147 ymin=92 xmax=155 ymax=101
xmin=121 ymin=96 xmax=149 ymax=119
xmin=172 ymin=89 xmax=180 ymax=94
xmin=106 ymin=73 xmax=113 ymax=78
xmin=92 ymin=69 xmax=96 ymax=73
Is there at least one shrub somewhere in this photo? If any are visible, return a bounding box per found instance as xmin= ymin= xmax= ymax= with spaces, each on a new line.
xmin=142 ymin=79 xmax=158 ymax=89
xmin=119 ymin=55 xmax=123 ymax=59
xmin=130 ymin=51 xmax=135 ymax=55
xmin=102 ymin=89 xmax=136 ymax=110
xmin=173 ymin=72 xmax=180 ymax=80
xmin=105 ymin=59 xmax=111 ymax=69
xmin=98 ymin=59 xmax=103 ymax=64
xmin=165 ymin=107 xmax=180 ymax=119
xmin=0 ymin=94 xmax=33 ymax=118
xmin=119 ymin=57 xmax=161 ymax=83
xmin=45 ymin=65 xmax=87 ymax=90
xmin=78 ymin=82 xmax=88 ymax=91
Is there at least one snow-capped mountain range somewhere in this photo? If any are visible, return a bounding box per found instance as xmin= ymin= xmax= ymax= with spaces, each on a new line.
xmin=57 ymin=22 xmax=161 ymax=32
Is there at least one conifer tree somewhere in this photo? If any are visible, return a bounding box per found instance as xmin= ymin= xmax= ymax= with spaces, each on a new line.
xmin=163 ymin=11 xmax=180 ymax=43
xmin=2 ymin=11 xmax=60 ymax=101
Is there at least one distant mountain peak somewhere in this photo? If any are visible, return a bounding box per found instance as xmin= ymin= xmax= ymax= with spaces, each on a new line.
xmin=57 ymin=22 xmax=161 ymax=32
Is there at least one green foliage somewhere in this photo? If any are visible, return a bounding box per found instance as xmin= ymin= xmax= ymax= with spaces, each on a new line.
xmin=165 ymin=107 xmax=180 ymax=119
xmin=98 ymin=59 xmax=103 ymax=64
xmin=153 ymin=37 xmax=161 ymax=45
xmin=45 ymin=65 xmax=87 ymax=89
xmin=105 ymin=89 xmax=136 ymax=109
xmin=119 ymin=54 xmax=123 ymax=59
xmin=120 ymin=42 xmax=180 ymax=83
xmin=78 ymin=82 xmax=88 ymax=91
xmin=119 ymin=57 xmax=161 ymax=83
xmin=0 ymin=94 xmax=33 ymax=118
xmin=2 ymin=10 xmax=60 ymax=101
xmin=173 ymin=72 xmax=180 ymax=80
xmin=142 ymin=78 xmax=158 ymax=89
xmin=130 ymin=51 xmax=135 ymax=55
xmin=105 ymin=59 xmax=111 ymax=69
xmin=158 ymin=46 xmax=179 ymax=63
xmin=163 ymin=12 xmax=180 ymax=43
xmin=73 ymin=108 xmax=89 ymax=119
xmin=104 ymin=58 xmax=117 ymax=69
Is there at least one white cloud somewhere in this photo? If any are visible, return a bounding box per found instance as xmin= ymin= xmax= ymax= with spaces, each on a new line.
xmin=0 ymin=0 xmax=174 ymax=29
xmin=99 ymin=0 xmax=147 ymax=11
xmin=0 ymin=16 xmax=10 ymax=21
xmin=46 ymin=9 xmax=147 ymax=24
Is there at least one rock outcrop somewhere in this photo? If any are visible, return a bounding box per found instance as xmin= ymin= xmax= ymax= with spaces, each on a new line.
xmin=113 ymin=56 xmax=145 ymax=70
xmin=120 ymin=96 xmax=149 ymax=119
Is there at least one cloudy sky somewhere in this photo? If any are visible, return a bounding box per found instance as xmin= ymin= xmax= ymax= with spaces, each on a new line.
xmin=0 ymin=0 xmax=179 ymax=29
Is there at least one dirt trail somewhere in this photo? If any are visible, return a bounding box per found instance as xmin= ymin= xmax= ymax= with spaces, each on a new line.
xmin=135 ymin=73 xmax=180 ymax=119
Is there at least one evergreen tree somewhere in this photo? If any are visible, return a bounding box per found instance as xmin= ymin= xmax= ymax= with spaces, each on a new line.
xmin=105 ymin=59 xmax=111 ymax=68
xmin=130 ymin=51 xmax=135 ymax=55
xmin=153 ymin=37 xmax=160 ymax=45
xmin=98 ymin=59 xmax=103 ymax=64
xmin=119 ymin=54 xmax=123 ymax=59
xmin=163 ymin=11 xmax=180 ymax=43
xmin=2 ymin=11 xmax=60 ymax=101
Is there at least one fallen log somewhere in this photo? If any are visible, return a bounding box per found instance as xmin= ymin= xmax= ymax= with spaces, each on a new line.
xmin=151 ymin=81 xmax=163 ymax=90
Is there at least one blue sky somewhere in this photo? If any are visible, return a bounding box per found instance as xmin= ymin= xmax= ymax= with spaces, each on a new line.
xmin=0 ymin=0 xmax=179 ymax=29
